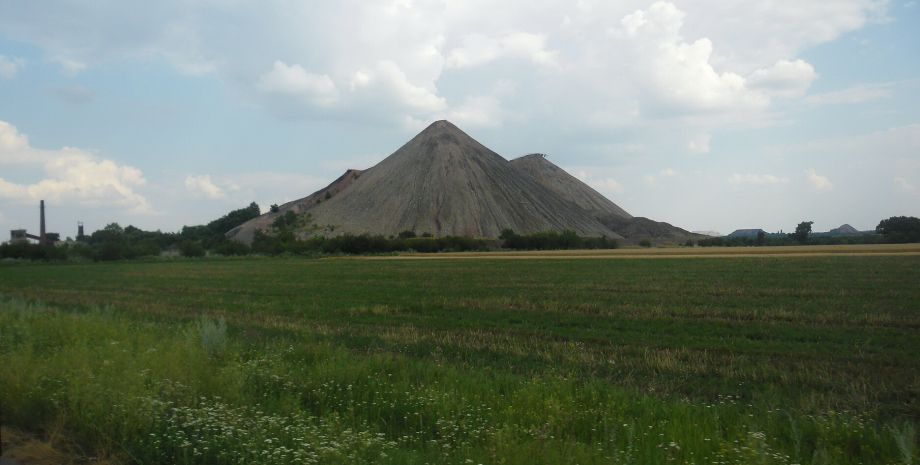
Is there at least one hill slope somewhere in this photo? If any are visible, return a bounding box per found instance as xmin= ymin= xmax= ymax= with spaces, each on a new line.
xmin=509 ymin=154 xmax=632 ymax=219
xmin=509 ymin=154 xmax=694 ymax=240
xmin=229 ymin=121 xmax=621 ymax=242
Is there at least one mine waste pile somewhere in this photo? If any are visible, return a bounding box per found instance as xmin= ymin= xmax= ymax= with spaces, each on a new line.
xmin=227 ymin=120 xmax=692 ymax=243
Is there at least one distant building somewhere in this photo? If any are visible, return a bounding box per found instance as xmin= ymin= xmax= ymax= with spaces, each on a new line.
xmin=10 ymin=229 xmax=28 ymax=243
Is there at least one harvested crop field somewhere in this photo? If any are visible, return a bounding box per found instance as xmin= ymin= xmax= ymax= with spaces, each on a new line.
xmin=1 ymin=253 xmax=918 ymax=464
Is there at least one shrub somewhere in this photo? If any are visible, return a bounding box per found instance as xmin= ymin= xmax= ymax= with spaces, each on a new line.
xmin=398 ymin=230 xmax=417 ymax=239
xmin=179 ymin=240 xmax=206 ymax=258
xmin=214 ymin=241 xmax=251 ymax=256
xmin=639 ymin=239 xmax=652 ymax=248
xmin=188 ymin=316 xmax=227 ymax=358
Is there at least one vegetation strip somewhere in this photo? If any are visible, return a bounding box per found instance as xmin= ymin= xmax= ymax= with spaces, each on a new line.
xmin=1 ymin=255 xmax=918 ymax=463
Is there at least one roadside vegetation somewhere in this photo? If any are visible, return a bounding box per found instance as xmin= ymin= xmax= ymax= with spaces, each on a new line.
xmin=1 ymin=256 xmax=918 ymax=463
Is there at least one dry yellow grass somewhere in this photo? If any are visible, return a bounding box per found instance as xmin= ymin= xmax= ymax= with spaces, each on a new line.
xmin=369 ymin=243 xmax=920 ymax=259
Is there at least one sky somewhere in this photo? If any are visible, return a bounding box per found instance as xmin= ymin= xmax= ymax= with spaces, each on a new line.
xmin=0 ymin=0 xmax=918 ymax=239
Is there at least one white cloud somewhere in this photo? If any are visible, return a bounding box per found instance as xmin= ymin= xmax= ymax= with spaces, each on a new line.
xmin=746 ymin=59 xmax=818 ymax=98
xmin=804 ymin=169 xmax=833 ymax=190
xmin=446 ymin=95 xmax=505 ymax=128
xmin=255 ymin=61 xmax=339 ymax=107
xmin=659 ymin=168 xmax=676 ymax=177
xmin=688 ymin=133 xmax=711 ymax=154
xmin=728 ymin=173 xmax=791 ymax=187
xmin=620 ymin=2 xmax=768 ymax=116
xmin=894 ymin=177 xmax=916 ymax=193
xmin=51 ymin=57 xmax=86 ymax=76
xmin=185 ymin=174 xmax=226 ymax=200
xmin=0 ymin=121 xmax=155 ymax=214
xmin=805 ymin=82 xmax=897 ymax=105
xmin=445 ymin=32 xmax=558 ymax=68
xmin=0 ymin=54 xmax=24 ymax=79
xmin=0 ymin=0 xmax=893 ymax=135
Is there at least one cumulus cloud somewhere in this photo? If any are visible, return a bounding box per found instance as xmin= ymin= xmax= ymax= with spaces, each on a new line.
xmin=0 ymin=121 xmax=155 ymax=214
xmin=185 ymin=175 xmax=226 ymax=200
xmin=0 ymin=0 xmax=892 ymax=134
xmin=746 ymin=59 xmax=818 ymax=98
xmin=728 ymin=173 xmax=791 ymax=187
xmin=576 ymin=170 xmax=625 ymax=195
xmin=445 ymin=32 xmax=558 ymax=68
xmin=804 ymin=169 xmax=833 ymax=190
xmin=620 ymin=2 xmax=767 ymax=116
xmin=256 ymin=61 xmax=339 ymax=107
xmin=0 ymin=54 xmax=24 ymax=79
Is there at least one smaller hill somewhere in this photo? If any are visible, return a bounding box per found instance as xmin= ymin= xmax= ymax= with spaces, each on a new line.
xmin=726 ymin=229 xmax=766 ymax=238
xmin=225 ymin=169 xmax=363 ymax=244
xmin=828 ymin=224 xmax=860 ymax=235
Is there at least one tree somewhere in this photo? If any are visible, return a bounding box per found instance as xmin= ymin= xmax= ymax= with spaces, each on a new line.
xmin=179 ymin=240 xmax=206 ymax=258
xmin=270 ymin=204 xmax=280 ymax=213
xmin=876 ymin=216 xmax=920 ymax=243
xmin=639 ymin=238 xmax=652 ymax=248
xmin=685 ymin=238 xmax=694 ymax=247
xmin=790 ymin=221 xmax=813 ymax=245
xmin=755 ymin=230 xmax=766 ymax=246
xmin=398 ymin=230 xmax=417 ymax=239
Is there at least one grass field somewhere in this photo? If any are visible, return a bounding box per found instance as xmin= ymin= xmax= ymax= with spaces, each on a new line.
xmin=1 ymin=247 xmax=919 ymax=464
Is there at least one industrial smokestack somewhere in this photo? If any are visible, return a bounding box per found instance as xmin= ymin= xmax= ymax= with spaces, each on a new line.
xmin=40 ymin=200 xmax=46 ymax=245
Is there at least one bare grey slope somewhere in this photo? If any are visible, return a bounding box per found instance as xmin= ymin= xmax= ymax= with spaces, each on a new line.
xmin=509 ymin=153 xmax=695 ymax=240
xmin=509 ymin=154 xmax=632 ymax=219
xmin=301 ymin=121 xmax=620 ymax=238
xmin=225 ymin=168 xmax=363 ymax=244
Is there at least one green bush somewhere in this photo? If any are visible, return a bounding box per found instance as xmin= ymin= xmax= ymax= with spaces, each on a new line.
xmin=179 ymin=240 xmax=206 ymax=258
xmin=639 ymin=239 xmax=652 ymax=248
xmin=0 ymin=242 xmax=68 ymax=261
xmin=213 ymin=241 xmax=251 ymax=256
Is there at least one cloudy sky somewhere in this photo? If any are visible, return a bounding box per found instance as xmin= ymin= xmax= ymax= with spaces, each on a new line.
xmin=1 ymin=0 xmax=918 ymax=238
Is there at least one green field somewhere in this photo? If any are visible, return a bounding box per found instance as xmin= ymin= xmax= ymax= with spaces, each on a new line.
xmin=2 ymin=254 xmax=919 ymax=464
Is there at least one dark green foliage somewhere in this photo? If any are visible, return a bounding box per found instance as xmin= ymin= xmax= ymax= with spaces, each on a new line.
xmin=324 ymin=191 xmax=332 ymax=200
xmin=270 ymin=204 xmax=280 ymax=213
xmin=0 ymin=242 xmax=68 ymax=260
xmin=398 ymin=230 xmax=417 ymax=239
xmin=213 ymin=241 xmax=251 ymax=256
xmin=421 ymin=232 xmax=433 ymax=238
xmin=876 ymin=216 xmax=920 ymax=243
xmin=250 ymin=230 xmax=488 ymax=256
xmin=179 ymin=240 xmax=206 ymax=258
xmin=790 ymin=221 xmax=813 ymax=244
xmin=756 ymin=230 xmax=766 ymax=246
xmin=685 ymin=238 xmax=695 ymax=247
xmin=500 ymin=229 xmax=617 ymax=250
xmin=638 ymin=238 xmax=652 ymax=248
xmin=271 ymin=211 xmax=299 ymax=231
xmin=179 ymin=202 xmax=261 ymax=249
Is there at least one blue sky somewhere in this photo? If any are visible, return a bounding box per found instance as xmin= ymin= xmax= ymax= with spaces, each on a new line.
xmin=1 ymin=0 xmax=918 ymax=239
